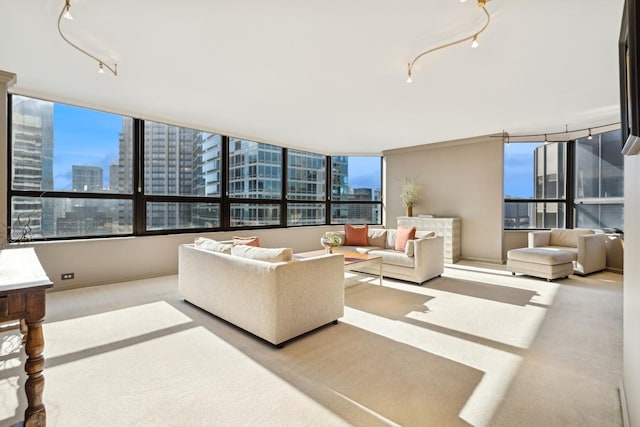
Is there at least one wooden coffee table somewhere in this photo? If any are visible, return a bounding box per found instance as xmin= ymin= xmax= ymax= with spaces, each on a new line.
xmin=294 ymin=249 xmax=383 ymax=286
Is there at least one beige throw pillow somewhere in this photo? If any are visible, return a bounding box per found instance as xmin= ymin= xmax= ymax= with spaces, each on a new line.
xmin=367 ymin=229 xmax=387 ymax=247
xmin=194 ymin=237 xmax=233 ymax=254
xmin=231 ymin=245 xmax=293 ymax=262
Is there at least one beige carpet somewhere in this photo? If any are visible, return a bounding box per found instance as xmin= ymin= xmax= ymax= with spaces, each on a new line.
xmin=0 ymin=262 xmax=623 ymax=427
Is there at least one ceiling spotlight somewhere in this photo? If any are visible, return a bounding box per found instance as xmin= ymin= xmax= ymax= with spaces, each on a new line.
xmin=57 ymin=0 xmax=118 ymax=76
xmin=544 ymin=134 xmax=549 ymax=144
xmin=406 ymin=0 xmax=491 ymax=82
xmin=63 ymin=0 xmax=73 ymax=20
xmin=587 ymin=128 xmax=593 ymax=140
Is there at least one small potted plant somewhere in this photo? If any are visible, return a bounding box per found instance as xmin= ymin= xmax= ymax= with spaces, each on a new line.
xmin=400 ymin=179 xmax=421 ymax=217
xmin=320 ymin=232 xmax=341 ymax=253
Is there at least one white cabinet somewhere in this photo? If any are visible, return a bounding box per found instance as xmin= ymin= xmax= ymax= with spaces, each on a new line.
xmin=397 ymin=216 xmax=461 ymax=263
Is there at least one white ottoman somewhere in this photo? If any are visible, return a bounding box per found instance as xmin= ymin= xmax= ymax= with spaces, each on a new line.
xmin=507 ymin=248 xmax=574 ymax=281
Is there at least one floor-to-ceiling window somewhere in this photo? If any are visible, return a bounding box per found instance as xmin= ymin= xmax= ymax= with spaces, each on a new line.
xmin=330 ymin=156 xmax=382 ymax=224
xmin=9 ymin=95 xmax=134 ymax=240
xmin=504 ymin=129 xmax=624 ymax=230
xmin=7 ymin=94 xmax=383 ymax=242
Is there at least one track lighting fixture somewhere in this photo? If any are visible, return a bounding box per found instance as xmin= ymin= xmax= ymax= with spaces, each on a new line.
xmin=407 ymin=0 xmax=491 ymax=82
xmin=57 ymin=0 xmax=118 ymax=76
xmin=496 ymin=122 xmax=620 ymax=144
xmin=63 ymin=0 xmax=73 ymax=20
xmin=471 ymin=34 xmax=479 ymax=48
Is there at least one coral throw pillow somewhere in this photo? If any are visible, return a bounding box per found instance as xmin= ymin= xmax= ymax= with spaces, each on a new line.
xmin=233 ymin=236 xmax=261 ymax=247
xmin=344 ymin=224 xmax=369 ymax=246
xmin=395 ymin=226 xmax=416 ymax=251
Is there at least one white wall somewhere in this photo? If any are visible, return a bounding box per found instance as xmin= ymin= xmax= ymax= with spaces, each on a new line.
xmin=623 ymin=153 xmax=640 ymax=425
xmin=22 ymin=226 xmax=343 ymax=291
xmin=384 ymin=136 xmax=504 ymax=263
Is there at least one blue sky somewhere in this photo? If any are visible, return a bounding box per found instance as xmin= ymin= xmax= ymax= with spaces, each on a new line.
xmin=53 ymin=104 xmax=121 ymax=190
xmin=346 ymin=156 xmax=382 ymax=190
xmin=504 ymin=142 xmax=540 ymax=198
xmin=52 ymin=105 xmax=529 ymax=196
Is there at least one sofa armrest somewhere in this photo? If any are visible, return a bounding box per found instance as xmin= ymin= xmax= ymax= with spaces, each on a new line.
xmin=576 ymin=233 xmax=607 ymax=274
xmin=413 ymin=236 xmax=444 ymax=280
xmin=529 ymin=231 xmax=551 ymax=247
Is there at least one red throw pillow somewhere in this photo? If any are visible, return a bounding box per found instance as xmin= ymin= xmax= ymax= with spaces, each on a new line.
xmin=344 ymin=224 xmax=369 ymax=246
xmin=233 ymin=236 xmax=261 ymax=247
xmin=395 ymin=226 xmax=416 ymax=251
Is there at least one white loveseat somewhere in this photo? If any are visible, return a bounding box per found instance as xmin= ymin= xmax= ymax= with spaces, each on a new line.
xmin=178 ymin=243 xmax=345 ymax=346
xmin=527 ymin=228 xmax=607 ymax=275
xmin=331 ymin=228 xmax=444 ymax=284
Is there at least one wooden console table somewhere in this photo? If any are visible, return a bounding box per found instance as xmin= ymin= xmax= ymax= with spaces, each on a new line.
xmin=0 ymin=248 xmax=52 ymax=427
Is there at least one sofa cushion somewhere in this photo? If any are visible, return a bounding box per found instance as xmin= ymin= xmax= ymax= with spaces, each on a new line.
xmin=231 ymin=245 xmax=293 ymax=262
xmin=385 ymin=229 xmax=398 ymax=249
xmin=507 ymin=247 xmax=574 ymax=265
xmin=233 ymin=235 xmax=261 ymax=247
xmin=194 ymin=237 xmax=233 ymax=254
xmin=345 ymin=224 xmax=369 ymax=246
xmin=367 ymin=229 xmax=387 ymax=247
xmin=369 ymin=249 xmax=416 ymax=268
xmin=549 ymin=228 xmax=593 ymax=247
xmin=395 ymin=226 xmax=416 ymax=251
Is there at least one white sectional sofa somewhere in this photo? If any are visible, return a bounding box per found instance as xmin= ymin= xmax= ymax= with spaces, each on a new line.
xmin=331 ymin=228 xmax=444 ymax=284
xmin=178 ymin=243 xmax=345 ymax=347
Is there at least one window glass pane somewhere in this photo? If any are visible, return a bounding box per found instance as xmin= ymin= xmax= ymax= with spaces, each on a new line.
xmin=146 ymin=202 xmax=220 ymax=230
xmin=600 ymin=131 xmax=624 ymax=197
xmin=331 ymin=156 xmax=382 ymax=202
xmin=11 ymin=95 xmax=132 ymax=193
xmin=575 ymin=130 xmax=624 ymax=199
xmin=542 ymin=143 xmax=566 ymax=199
xmin=287 ymin=203 xmax=326 ymax=226
xmin=287 ymin=149 xmax=326 ymax=201
xmin=230 ymin=203 xmax=281 ymax=227
xmin=10 ymin=196 xmax=132 ymax=239
xmin=575 ymin=204 xmax=624 ymax=230
xmin=228 ymin=138 xmax=282 ymax=199
xmin=144 ymin=122 xmax=222 ymax=197
xmin=504 ymin=142 xmax=542 ymax=198
xmin=504 ymin=202 xmax=565 ymax=229
xmin=331 ymin=203 xmax=381 ymax=224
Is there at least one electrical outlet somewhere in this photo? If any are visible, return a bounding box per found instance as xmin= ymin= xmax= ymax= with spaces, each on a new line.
xmin=61 ymin=273 xmax=74 ymax=280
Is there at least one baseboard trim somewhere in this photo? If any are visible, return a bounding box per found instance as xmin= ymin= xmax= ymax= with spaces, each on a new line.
xmin=619 ymin=379 xmax=630 ymax=427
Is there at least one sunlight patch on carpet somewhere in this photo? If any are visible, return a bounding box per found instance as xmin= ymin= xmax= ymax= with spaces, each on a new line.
xmin=341 ymin=306 xmax=522 ymax=427
xmin=44 ymin=326 xmax=349 ymax=426
xmin=44 ymin=301 xmax=193 ymax=359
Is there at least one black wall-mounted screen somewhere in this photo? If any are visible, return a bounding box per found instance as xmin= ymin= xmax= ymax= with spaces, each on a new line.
xmin=620 ymin=0 xmax=640 ymax=154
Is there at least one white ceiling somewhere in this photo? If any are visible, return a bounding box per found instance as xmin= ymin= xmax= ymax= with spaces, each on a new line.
xmin=0 ymin=0 xmax=626 ymax=155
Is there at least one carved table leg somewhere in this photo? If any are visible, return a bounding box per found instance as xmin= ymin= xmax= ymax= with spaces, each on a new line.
xmin=24 ymin=291 xmax=47 ymax=427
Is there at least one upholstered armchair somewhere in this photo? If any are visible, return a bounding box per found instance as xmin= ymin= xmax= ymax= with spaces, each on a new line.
xmin=528 ymin=228 xmax=607 ymax=275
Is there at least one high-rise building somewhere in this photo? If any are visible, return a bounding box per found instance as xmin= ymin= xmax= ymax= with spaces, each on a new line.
xmin=286 ymin=149 xmax=326 ymax=226
xmin=533 ymin=143 xmax=566 ymax=228
xmin=117 ymin=120 xmax=197 ymax=230
xmin=10 ymin=95 xmax=54 ymax=239
xmin=72 ymin=165 xmax=103 ymax=192
xmin=191 ymin=132 xmax=222 ymax=228
xmin=228 ymin=138 xmax=282 ymax=226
